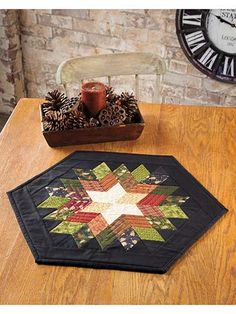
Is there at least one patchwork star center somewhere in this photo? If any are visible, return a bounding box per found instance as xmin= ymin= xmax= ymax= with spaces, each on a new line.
xmin=86 ymin=182 xmax=126 ymax=204
xmin=37 ymin=162 xmax=189 ymax=251
xmin=102 ymin=204 xmax=143 ymax=224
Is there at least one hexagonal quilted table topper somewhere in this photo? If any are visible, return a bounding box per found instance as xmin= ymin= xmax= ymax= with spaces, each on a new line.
xmin=7 ymin=151 xmax=227 ymax=274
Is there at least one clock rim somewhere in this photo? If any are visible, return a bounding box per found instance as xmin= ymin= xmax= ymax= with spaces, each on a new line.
xmin=176 ymin=9 xmax=236 ymax=84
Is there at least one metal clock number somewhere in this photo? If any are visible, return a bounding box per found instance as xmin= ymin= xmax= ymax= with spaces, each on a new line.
xmin=176 ymin=9 xmax=236 ymax=83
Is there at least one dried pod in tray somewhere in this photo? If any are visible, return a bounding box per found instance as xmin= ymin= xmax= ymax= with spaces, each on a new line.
xmin=98 ymin=104 xmax=126 ymax=127
xmin=88 ymin=118 xmax=100 ymax=127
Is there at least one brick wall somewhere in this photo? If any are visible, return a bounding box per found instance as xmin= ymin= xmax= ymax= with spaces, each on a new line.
xmin=0 ymin=9 xmax=235 ymax=113
xmin=0 ymin=10 xmax=25 ymax=114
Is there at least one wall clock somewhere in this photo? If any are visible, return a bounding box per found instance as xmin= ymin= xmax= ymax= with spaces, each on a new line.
xmin=176 ymin=9 xmax=236 ymax=83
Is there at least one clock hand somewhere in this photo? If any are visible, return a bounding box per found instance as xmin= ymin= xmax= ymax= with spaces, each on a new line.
xmin=210 ymin=13 xmax=236 ymax=28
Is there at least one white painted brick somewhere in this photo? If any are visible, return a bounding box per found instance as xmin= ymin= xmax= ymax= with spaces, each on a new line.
xmin=21 ymin=24 xmax=52 ymax=38
xmin=164 ymin=96 xmax=181 ymax=104
xmin=122 ymin=27 xmax=148 ymax=42
xmin=227 ymin=87 xmax=236 ymax=97
xmin=187 ymin=64 xmax=207 ymax=78
xmin=185 ymin=87 xmax=221 ymax=105
xmin=73 ymin=18 xmax=113 ymax=36
xmin=166 ymin=46 xmax=187 ymax=61
xmin=121 ymin=10 xmax=146 ymax=15
xmin=52 ymin=10 xmax=89 ymax=19
xmin=203 ymin=78 xmax=231 ymax=93
xmin=163 ymin=72 xmax=202 ymax=89
xmin=161 ymin=84 xmax=185 ymax=98
xmin=21 ymin=35 xmax=47 ymax=49
xmin=169 ymin=60 xmax=188 ymax=74
xmin=51 ymin=15 xmax=73 ymax=29
xmin=224 ymin=96 xmax=236 ymax=106
xmin=19 ymin=10 xmax=37 ymax=26
xmin=34 ymin=10 xmax=52 ymax=15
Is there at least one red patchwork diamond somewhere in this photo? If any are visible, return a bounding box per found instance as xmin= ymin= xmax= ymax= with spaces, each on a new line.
xmin=88 ymin=214 xmax=109 ymax=236
xmin=100 ymin=173 xmax=118 ymax=191
xmin=128 ymin=183 xmax=156 ymax=194
xmin=80 ymin=180 xmax=104 ymax=191
xmin=67 ymin=212 xmax=99 ymax=223
xmin=122 ymin=214 xmax=151 ymax=228
xmin=110 ymin=216 xmax=131 ymax=237
xmin=137 ymin=204 xmax=165 ymax=217
xmin=137 ymin=194 xmax=167 ymax=206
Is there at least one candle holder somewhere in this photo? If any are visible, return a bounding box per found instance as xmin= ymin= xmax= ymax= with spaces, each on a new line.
xmin=81 ymin=81 xmax=106 ymax=117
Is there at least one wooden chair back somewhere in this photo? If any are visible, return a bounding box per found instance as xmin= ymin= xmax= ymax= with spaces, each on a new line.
xmin=56 ymin=52 xmax=166 ymax=102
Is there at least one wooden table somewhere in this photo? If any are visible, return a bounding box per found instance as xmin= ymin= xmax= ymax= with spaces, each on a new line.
xmin=0 ymin=98 xmax=235 ymax=305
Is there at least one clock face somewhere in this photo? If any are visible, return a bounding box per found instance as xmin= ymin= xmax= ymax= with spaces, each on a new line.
xmin=176 ymin=9 xmax=236 ymax=83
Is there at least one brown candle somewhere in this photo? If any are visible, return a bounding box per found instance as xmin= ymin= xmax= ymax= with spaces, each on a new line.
xmin=81 ymin=81 xmax=106 ymax=117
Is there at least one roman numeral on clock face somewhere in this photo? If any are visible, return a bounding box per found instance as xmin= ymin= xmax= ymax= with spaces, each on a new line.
xmin=185 ymin=31 xmax=206 ymax=53
xmin=183 ymin=12 xmax=202 ymax=26
xmin=198 ymin=47 xmax=218 ymax=70
xmin=222 ymin=56 xmax=234 ymax=77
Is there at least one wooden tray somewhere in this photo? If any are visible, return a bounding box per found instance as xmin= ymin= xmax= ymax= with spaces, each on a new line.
xmin=39 ymin=105 xmax=145 ymax=147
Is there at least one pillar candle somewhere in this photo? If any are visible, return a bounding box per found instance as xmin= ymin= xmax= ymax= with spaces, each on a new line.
xmin=81 ymin=81 xmax=106 ymax=117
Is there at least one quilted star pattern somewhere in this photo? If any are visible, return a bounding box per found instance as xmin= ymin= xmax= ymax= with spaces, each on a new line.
xmin=9 ymin=151 xmax=228 ymax=273
xmin=37 ymin=163 xmax=189 ymax=251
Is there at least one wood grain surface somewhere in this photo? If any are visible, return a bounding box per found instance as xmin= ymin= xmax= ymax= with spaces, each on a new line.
xmin=0 ymin=98 xmax=235 ymax=305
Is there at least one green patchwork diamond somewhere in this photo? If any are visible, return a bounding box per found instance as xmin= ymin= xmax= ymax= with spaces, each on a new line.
xmin=44 ymin=208 xmax=75 ymax=220
xmin=134 ymin=227 xmax=165 ymax=241
xmin=147 ymin=216 xmax=176 ymax=230
xmin=51 ymin=221 xmax=84 ymax=234
xmin=151 ymin=185 xmax=179 ymax=196
xmin=74 ymin=168 xmax=97 ymax=181
xmin=73 ymin=225 xmax=94 ymax=248
xmin=113 ymin=164 xmax=131 ymax=180
xmin=96 ymin=226 xmax=117 ymax=250
xmin=60 ymin=178 xmax=82 ymax=188
xmin=162 ymin=195 xmax=189 ymax=205
xmin=37 ymin=196 xmax=70 ymax=208
xmin=93 ymin=162 xmax=111 ymax=180
xmin=159 ymin=204 xmax=188 ymax=219
xmin=132 ymin=164 xmax=150 ymax=182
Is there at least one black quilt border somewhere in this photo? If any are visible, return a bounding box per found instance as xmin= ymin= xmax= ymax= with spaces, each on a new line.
xmin=7 ymin=151 xmax=228 ymax=274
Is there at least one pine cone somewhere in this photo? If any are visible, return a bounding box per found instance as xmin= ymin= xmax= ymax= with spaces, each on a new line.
xmin=42 ymin=91 xmax=85 ymax=132
xmin=119 ymin=92 xmax=139 ymax=123
xmin=105 ymin=85 xmax=120 ymax=105
xmin=64 ymin=113 xmax=86 ymax=129
xmin=60 ymin=96 xmax=79 ymax=113
xmin=43 ymin=119 xmax=62 ymax=132
xmin=42 ymin=104 xmax=54 ymax=117
xmin=66 ymin=103 xmax=88 ymax=129
xmin=45 ymin=89 xmax=68 ymax=110
xmin=44 ymin=109 xmax=65 ymax=121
